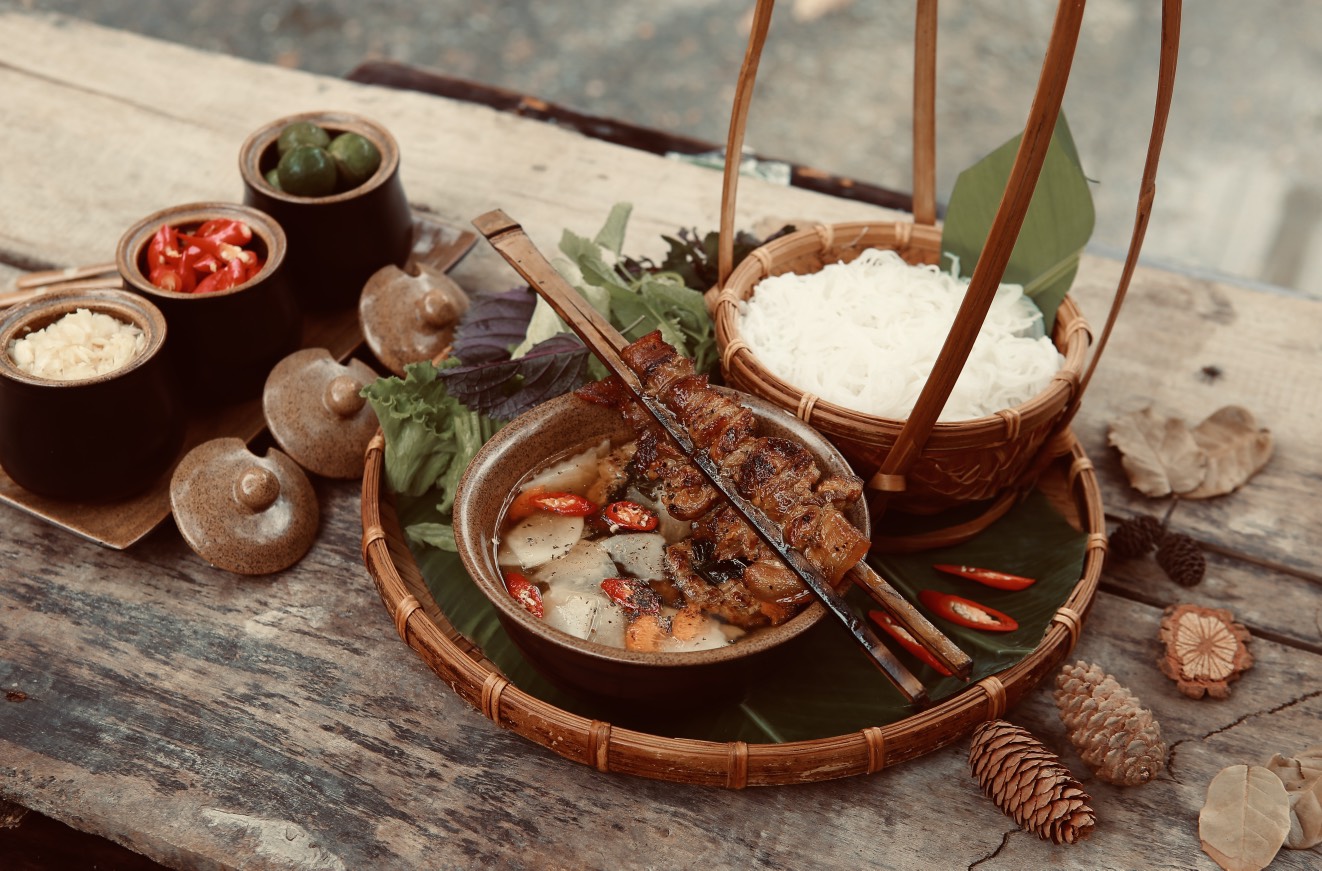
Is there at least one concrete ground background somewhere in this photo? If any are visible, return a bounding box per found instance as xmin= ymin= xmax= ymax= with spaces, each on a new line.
xmin=7 ymin=0 xmax=1321 ymax=299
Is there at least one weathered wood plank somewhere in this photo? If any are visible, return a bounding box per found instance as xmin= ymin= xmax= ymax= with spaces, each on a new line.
xmin=1070 ymin=258 xmax=1322 ymax=577
xmin=2 ymin=11 xmax=1320 ymax=871
xmin=3 ymin=494 xmax=1318 ymax=871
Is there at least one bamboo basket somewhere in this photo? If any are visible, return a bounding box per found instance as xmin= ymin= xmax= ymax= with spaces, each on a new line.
xmin=361 ymin=429 xmax=1107 ymax=787
xmin=709 ymin=0 xmax=1180 ymax=549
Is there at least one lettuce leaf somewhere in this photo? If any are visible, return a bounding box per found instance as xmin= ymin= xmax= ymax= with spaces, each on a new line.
xmin=556 ymin=204 xmax=717 ymax=377
xmin=361 ymin=360 xmax=503 ymax=549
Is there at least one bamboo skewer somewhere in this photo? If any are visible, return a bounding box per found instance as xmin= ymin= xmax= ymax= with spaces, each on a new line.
xmin=0 ymin=273 xmax=124 ymax=310
xmin=14 ymin=262 xmax=118 ymax=290
xmin=475 ymin=209 xmax=971 ymax=702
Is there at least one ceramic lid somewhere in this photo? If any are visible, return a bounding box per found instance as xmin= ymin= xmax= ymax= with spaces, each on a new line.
xmin=263 ymin=348 xmax=380 ymax=479
xmin=170 ymin=437 xmax=318 ymax=575
xmin=358 ymin=264 xmax=470 ymax=376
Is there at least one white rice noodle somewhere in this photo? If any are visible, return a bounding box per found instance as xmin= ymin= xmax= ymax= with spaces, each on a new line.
xmin=736 ymin=249 xmax=1064 ymax=422
xmin=9 ymin=308 xmax=145 ymax=381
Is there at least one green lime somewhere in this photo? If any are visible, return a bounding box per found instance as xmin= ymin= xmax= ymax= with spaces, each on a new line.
xmin=264 ymin=167 xmax=282 ymax=191
xmin=275 ymin=145 xmax=338 ymax=197
xmin=276 ymin=121 xmax=330 ymax=156
xmin=328 ymin=132 xmax=382 ymax=190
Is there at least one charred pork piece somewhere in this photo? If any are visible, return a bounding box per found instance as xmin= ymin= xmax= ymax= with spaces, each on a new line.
xmin=664 ymin=539 xmax=772 ymax=629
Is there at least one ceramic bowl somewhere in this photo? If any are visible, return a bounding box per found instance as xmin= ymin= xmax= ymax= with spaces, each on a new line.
xmin=116 ymin=201 xmax=301 ymax=407
xmin=238 ymin=111 xmax=413 ymax=312
xmin=0 ymin=289 xmax=183 ymax=501
xmin=453 ymin=388 xmax=870 ymax=707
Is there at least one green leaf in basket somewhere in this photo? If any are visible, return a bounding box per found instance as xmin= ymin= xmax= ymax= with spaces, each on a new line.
xmin=941 ymin=111 xmax=1094 ymax=333
xmin=591 ymin=201 xmax=633 ymax=258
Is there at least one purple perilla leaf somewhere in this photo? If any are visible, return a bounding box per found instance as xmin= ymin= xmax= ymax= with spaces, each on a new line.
xmin=439 ymin=333 xmax=590 ymax=420
xmin=450 ymin=286 xmax=538 ymax=364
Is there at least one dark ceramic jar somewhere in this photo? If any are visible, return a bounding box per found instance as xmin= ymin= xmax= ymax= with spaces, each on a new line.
xmin=116 ymin=201 xmax=301 ymax=407
xmin=0 ymin=289 xmax=183 ymax=502
xmin=238 ymin=112 xmax=413 ymax=312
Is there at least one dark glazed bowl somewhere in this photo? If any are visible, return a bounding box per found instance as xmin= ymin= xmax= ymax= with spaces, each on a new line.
xmin=117 ymin=201 xmax=301 ymax=407
xmin=239 ymin=111 xmax=413 ymax=312
xmin=453 ymin=388 xmax=869 ymax=707
xmin=0 ymin=290 xmax=183 ymax=502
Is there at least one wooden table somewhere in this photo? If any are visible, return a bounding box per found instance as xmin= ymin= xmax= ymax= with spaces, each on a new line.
xmin=2 ymin=12 xmax=1319 ymax=870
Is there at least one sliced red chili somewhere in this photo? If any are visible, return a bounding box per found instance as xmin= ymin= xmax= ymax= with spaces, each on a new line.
xmin=503 ymin=570 xmax=543 ymax=619
xmin=178 ymin=232 xmax=244 ymax=265
xmin=148 ymin=263 xmax=186 ymax=293
xmin=194 ymin=256 xmax=246 ymax=294
xmin=868 ymin=610 xmax=953 ymax=676
xmin=919 ymin=590 xmax=1019 ymax=633
xmin=932 ymin=563 xmax=1036 ymax=591
xmin=601 ymin=577 xmax=661 ymax=615
xmin=505 ymin=488 xmax=596 ymax=522
xmin=196 ymin=218 xmax=253 ymax=246
xmin=602 ymin=500 xmax=659 ymax=533
xmin=147 ymin=224 xmax=180 ymax=268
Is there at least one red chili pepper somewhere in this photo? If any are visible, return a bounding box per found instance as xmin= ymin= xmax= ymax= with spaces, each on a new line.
xmin=149 ymin=262 xmax=186 ymax=292
xmin=178 ymin=232 xmax=244 ymax=264
xmin=932 ymin=564 xmax=1036 ymax=591
xmin=601 ymin=577 xmax=661 ymax=615
xmin=503 ymin=571 xmax=543 ymax=619
xmin=601 ymin=500 xmax=659 ymax=533
xmin=919 ymin=590 xmax=1019 ymax=633
xmin=194 ymin=256 xmax=246 ymax=294
xmin=147 ymin=224 xmax=180 ymax=268
xmin=196 ymin=219 xmax=253 ymax=246
xmin=867 ymin=610 xmax=953 ymax=676
xmin=505 ymin=488 xmax=597 ymax=521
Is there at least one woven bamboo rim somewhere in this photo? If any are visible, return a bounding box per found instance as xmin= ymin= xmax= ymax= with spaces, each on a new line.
xmin=360 ymin=429 xmax=1106 ymax=787
xmin=708 ymin=0 xmax=1181 ymax=528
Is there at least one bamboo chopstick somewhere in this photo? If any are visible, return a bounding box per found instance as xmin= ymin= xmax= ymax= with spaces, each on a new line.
xmin=0 ymin=274 xmax=124 ymax=311
xmin=15 ymin=262 xmax=118 ymax=291
xmin=474 ymin=209 xmax=961 ymax=704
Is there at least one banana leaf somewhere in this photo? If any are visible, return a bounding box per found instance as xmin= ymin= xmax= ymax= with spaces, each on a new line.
xmin=401 ymin=488 xmax=1086 ymax=743
xmin=940 ymin=112 xmax=1094 ymax=333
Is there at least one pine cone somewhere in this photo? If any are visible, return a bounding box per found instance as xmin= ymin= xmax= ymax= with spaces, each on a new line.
xmin=1155 ymin=532 xmax=1206 ymax=587
xmin=1108 ymin=514 xmax=1164 ymax=560
xmin=1055 ymin=661 xmax=1167 ymax=786
xmin=969 ymin=720 xmax=1096 ymax=844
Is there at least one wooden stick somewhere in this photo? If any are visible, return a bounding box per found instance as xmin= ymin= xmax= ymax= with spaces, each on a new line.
xmin=15 ymin=261 xmax=117 ymax=290
xmin=474 ymin=209 xmax=959 ymax=704
xmin=0 ymin=275 xmax=124 ymax=310
xmin=850 ymin=562 xmax=971 ymax=678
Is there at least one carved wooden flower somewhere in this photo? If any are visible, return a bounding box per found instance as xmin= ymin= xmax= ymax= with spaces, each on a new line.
xmin=1158 ymin=603 xmax=1253 ymax=699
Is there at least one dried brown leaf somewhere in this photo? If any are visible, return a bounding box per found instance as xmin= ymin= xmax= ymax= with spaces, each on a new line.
xmin=1266 ymin=746 xmax=1322 ymax=850
xmin=1183 ymin=406 xmax=1274 ymax=499
xmin=1107 ymin=407 xmax=1207 ymax=497
xmin=1199 ymin=764 xmax=1291 ymax=871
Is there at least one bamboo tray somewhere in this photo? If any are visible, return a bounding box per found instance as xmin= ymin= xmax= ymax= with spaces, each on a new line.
xmin=360 ymin=429 xmax=1105 ymax=787
xmin=0 ymin=210 xmax=475 ymax=549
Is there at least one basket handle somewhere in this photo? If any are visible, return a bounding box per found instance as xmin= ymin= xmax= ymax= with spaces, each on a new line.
xmin=715 ymin=0 xmax=940 ymax=292
xmin=1017 ymin=0 xmax=1181 ymax=491
xmin=869 ymin=0 xmax=1086 ymax=496
xmin=1066 ymin=0 xmax=1181 ymax=421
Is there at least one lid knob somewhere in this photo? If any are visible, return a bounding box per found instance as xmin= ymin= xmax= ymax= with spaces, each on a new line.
xmin=235 ymin=465 xmax=280 ymax=512
xmin=418 ymin=287 xmax=459 ymax=328
xmin=324 ymin=374 xmax=366 ymax=418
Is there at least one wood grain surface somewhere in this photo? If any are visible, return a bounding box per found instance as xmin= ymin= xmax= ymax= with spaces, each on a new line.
xmin=1 ymin=11 xmax=1318 ymax=871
